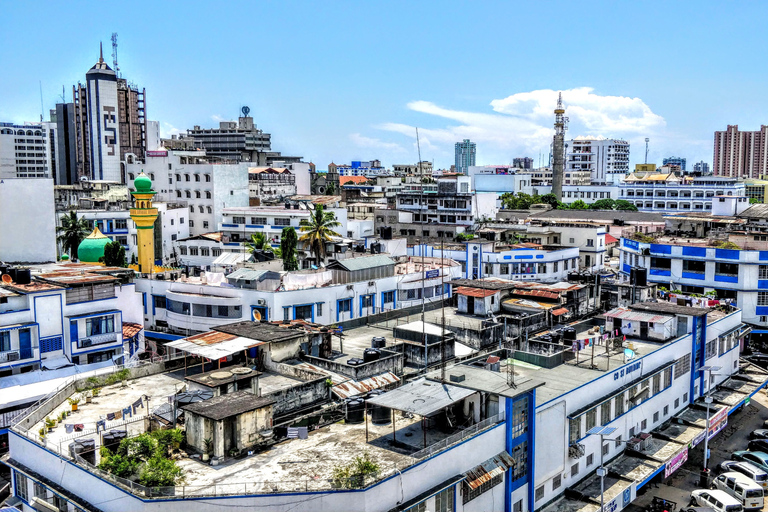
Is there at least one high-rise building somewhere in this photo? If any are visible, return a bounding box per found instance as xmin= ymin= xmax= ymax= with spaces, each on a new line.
xmin=73 ymin=44 xmax=147 ymax=183
xmin=713 ymin=125 xmax=768 ymax=179
xmin=51 ymin=103 xmax=78 ymax=184
xmin=693 ymin=160 xmax=710 ymax=174
xmin=565 ymin=136 xmax=629 ymax=185
xmin=454 ymin=139 xmax=476 ymax=174
xmin=662 ymin=156 xmax=686 ymax=171
xmin=512 ymin=157 xmax=533 ymax=169
xmin=0 ymin=122 xmax=57 ymax=179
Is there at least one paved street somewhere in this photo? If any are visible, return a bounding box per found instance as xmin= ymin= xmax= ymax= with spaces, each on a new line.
xmin=628 ymin=389 xmax=768 ymax=511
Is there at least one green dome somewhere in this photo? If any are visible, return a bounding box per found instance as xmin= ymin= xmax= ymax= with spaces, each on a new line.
xmin=134 ymin=172 xmax=153 ymax=193
xmin=78 ymin=227 xmax=111 ymax=263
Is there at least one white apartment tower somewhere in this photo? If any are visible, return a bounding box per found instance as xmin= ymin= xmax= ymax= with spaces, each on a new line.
xmin=75 ymin=44 xmax=121 ymax=182
xmin=566 ymin=136 xmax=629 ymax=185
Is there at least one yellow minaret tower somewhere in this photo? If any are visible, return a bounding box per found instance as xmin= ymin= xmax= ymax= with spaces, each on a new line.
xmin=130 ymin=171 xmax=158 ymax=274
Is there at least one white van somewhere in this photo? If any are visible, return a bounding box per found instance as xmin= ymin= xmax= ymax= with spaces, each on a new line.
xmin=722 ymin=461 xmax=768 ymax=490
xmin=690 ymin=489 xmax=744 ymax=512
xmin=713 ymin=472 xmax=765 ymax=510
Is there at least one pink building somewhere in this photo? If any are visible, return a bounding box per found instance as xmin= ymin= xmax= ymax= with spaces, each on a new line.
xmin=713 ymin=124 xmax=768 ymax=178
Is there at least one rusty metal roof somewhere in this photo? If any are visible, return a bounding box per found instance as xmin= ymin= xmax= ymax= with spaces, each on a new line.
xmin=463 ymin=451 xmax=515 ymax=489
xmin=331 ymin=372 xmax=400 ymax=399
xmin=602 ymin=307 xmax=673 ymax=323
xmin=513 ymin=289 xmax=560 ymax=300
xmin=552 ymin=308 xmax=569 ymax=316
xmin=455 ymin=286 xmax=499 ymax=298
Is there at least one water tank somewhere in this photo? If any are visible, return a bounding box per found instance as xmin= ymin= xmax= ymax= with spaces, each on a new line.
xmin=176 ymin=390 xmax=214 ymax=406
xmin=8 ymin=268 xmax=17 ymax=282
xmin=371 ymin=336 xmax=386 ymax=349
xmin=563 ymin=327 xmax=576 ymax=342
xmin=347 ymin=358 xmax=364 ymax=366
xmin=346 ymin=398 xmax=365 ymax=424
xmin=367 ymin=390 xmax=391 ymax=425
xmin=380 ymin=226 xmax=393 ymax=240
xmin=15 ymin=269 xmax=31 ymax=285
xmin=0 ymin=264 xmax=8 ymax=276
xmin=78 ymin=438 xmax=97 ymax=465
xmin=363 ymin=348 xmax=381 ymax=363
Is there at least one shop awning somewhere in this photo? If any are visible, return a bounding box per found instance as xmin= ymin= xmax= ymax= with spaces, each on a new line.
xmin=463 ymin=451 xmax=515 ymax=489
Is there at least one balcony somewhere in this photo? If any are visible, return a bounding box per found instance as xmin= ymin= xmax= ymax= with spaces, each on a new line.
xmin=76 ymin=331 xmax=120 ymax=350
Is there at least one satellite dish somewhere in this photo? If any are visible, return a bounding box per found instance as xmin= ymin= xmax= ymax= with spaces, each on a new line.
xmin=252 ymin=309 xmax=262 ymax=321
xmin=1 ymin=274 xmax=11 ymax=284
xmin=241 ymin=106 xmax=250 ymax=117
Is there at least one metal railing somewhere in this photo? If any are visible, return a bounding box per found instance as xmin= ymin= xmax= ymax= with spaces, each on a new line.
xmin=411 ymin=410 xmax=506 ymax=459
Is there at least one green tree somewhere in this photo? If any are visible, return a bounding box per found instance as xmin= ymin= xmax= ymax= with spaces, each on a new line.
xmin=56 ymin=210 xmax=91 ymax=261
xmin=325 ymin=181 xmax=336 ymax=195
xmin=245 ymin=232 xmax=281 ymax=258
xmin=100 ymin=241 xmax=127 ymax=267
xmin=280 ymin=226 xmax=299 ymax=271
xmin=299 ymin=205 xmax=342 ymax=264
xmin=138 ymin=456 xmax=185 ymax=487
xmin=501 ymin=192 xmax=536 ymax=210
xmin=538 ymin=193 xmax=559 ymax=208
xmin=590 ymin=198 xmax=617 ymax=210
xmin=332 ymin=452 xmax=380 ymax=489
xmin=750 ymin=197 xmax=761 ymax=204
xmin=569 ymin=200 xmax=589 ymax=210
xmin=614 ymin=200 xmax=639 ymax=211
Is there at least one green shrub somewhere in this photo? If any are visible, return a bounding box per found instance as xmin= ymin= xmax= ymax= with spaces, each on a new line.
xmin=332 ymin=452 xmax=380 ymax=489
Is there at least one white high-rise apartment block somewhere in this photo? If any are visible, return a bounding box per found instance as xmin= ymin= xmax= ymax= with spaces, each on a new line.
xmin=0 ymin=122 xmax=57 ymax=179
xmin=566 ymin=136 xmax=629 ymax=185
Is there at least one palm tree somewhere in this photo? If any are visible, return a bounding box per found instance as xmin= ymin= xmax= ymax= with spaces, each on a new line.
xmin=56 ymin=211 xmax=90 ymax=261
xmin=245 ymin=232 xmax=281 ymax=258
xmin=299 ymin=205 xmax=341 ymax=265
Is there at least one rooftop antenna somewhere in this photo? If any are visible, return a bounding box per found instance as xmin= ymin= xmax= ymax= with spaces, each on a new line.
xmin=60 ymin=85 xmax=66 ymax=104
xmin=111 ymin=33 xmax=120 ymax=77
xmin=645 ymin=138 xmax=650 ymax=164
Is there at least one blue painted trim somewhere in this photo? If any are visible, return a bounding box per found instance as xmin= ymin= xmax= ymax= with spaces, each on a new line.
xmin=714 ymin=274 xmax=738 ymax=283
xmin=292 ymin=303 xmax=314 ymax=323
xmin=0 ymin=308 xmax=31 ymax=315
xmin=71 ymin=344 xmax=121 ymax=356
xmin=637 ymin=464 xmax=665 ymax=490
xmin=757 ymin=307 xmax=768 ymax=316
xmin=66 ymin=309 xmax=120 ymax=320
xmin=758 ymin=280 xmax=768 ymax=289
xmin=144 ymin=331 xmax=183 ymax=341
xmin=528 ymin=389 xmax=536 ymax=511
xmin=681 ymin=272 xmax=705 ymax=280
xmin=142 ymin=292 xmax=147 ymax=315
xmin=728 ymin=380 xmax=768 ymax=416
xmin=650 ymin=268 xmax=671 ymax=276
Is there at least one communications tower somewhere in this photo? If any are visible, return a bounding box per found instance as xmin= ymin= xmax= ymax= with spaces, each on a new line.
xmin=551 ymin=92 xmax=568 ymax=201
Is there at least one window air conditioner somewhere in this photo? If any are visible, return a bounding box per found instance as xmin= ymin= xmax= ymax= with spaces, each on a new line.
xmin=6 ymin=351 xmax=20 ymax=361
xmin=346 ymin=285 xmax=354 ymax=290
xmin=368 ymin=281 xmax=375 ymax=286
xmin=81 ymin=339 xmax=93 ymax=347
xmin=257 ymin=299 xmax=267 ymax=306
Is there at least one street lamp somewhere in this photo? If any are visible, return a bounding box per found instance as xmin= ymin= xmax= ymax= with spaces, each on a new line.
xmin=699 ymin=365 xmax=721 ymax=487
xmin=587 ymin=425 xmax=618 ymax=512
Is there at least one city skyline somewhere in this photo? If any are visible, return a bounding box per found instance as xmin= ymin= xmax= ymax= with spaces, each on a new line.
xmin=1 ymin=1 xmax=767 ymax=170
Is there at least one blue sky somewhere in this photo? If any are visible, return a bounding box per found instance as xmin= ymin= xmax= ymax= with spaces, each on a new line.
xmin=1 ymin=1 xmax=766 ymax=170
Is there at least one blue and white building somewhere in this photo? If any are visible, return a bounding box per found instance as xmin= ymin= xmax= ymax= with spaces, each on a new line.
xmin=410 ymin=241 xmax=580 ymax=282
xmin=618 ymin=175 xmax=745 ymax=213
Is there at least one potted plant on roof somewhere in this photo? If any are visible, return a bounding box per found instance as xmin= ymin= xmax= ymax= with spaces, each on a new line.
xmin=38 ymin=427 xmax=46 ymax=440
xmin=202 ymin=438 xmax=212 ymax=463
xmin=45 ymin=417 xmax=56 ymax=433
xmin=68 ymin=396 xmax=81 ymax=412
xmin=85 ymin=390 xmax=93 ymax=404
xmin=92 ymin=387 xmax=101 ymax=398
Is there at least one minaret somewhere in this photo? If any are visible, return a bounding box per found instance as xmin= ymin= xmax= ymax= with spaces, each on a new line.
xmin=551 ymin=92 xmax=568 ymax=201
xmin=130 ymin=172 xmax=158 ymax=274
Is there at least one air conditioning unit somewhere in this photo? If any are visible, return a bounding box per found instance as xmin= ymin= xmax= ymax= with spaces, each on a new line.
xmin=346 ymin=285 xmax=354 ymax=290
xmin=256 ymin=299 xmax=267 ymax=306
xmin=368 ymin=281 xmax=375 ymax=286
xmin=6 ymin=351 xmax=20 ymax=361
xmin=81 ymin=339 xmax=93 ymax=347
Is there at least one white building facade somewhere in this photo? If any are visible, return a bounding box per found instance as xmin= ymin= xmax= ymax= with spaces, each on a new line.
xmin=0 ymin=122 xmax=57 ymax=179
xmin=566 ymin=136 xmax=630 ymax=185
xmin=0 ymin=178 xmax=57 ymax=263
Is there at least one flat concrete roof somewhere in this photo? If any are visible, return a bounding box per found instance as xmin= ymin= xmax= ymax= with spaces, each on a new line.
xmin=428 ymin=365 xmax=544 ymax=400
xmin=182 ymin=391 xmax=275 ymax=421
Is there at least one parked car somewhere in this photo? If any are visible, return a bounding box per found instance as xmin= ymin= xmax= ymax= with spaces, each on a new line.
xmin=732 ymin=451 xmax=768 ymax=473
xmin=747 ymin=439 xmax=768 ymax=454
xmin=689 ymin=489 xmax=744 ymax=512
xmin=715 ymin=461 xmax=768 ymax=489
xmin=749 ymin=429 xmax=768 ymax=440
xmin=711 ymin=472 xmax=764 ymax=509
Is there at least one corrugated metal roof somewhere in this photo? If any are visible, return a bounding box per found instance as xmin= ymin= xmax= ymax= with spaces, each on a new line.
xmin=552 ymin=308 xmax=569 ymax=316
xmin=166 ymin=332 xmax=267 ymax=359
xmin=226 ymin=268 xmax=269 ymax=281
xmin=455 ymin=286 xmax=498 ymax=298
xmin=602 ymin=308 xmax=673 ymax=323
xmin=463 ymin=451 xmax=515 ymax=489
xmin=328 ymin=254 xmax=395 ymax=272
xmin=331 ymin=372 xmax=400 ymax=399
xmin=513 ymin=289 xmax=560 ymax=300
xmin=365 ymin=378 xmax=476 ymax=417
xmin=213 ymin=252 xmax=253 ymax=266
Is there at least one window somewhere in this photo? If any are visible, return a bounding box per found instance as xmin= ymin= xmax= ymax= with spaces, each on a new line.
xmin=615 ymin=435 xmax=622 ymax=448
xmin=86 ymin=315 xmax=115 ymax=336
xmin=274 ymin=218 xmax=291 ymax=226
xmin=760 ymin=265 xmax=768 ymax=279
xmin=569 ymin=417 xmax=581 ymax=443
xmin=663 ymin=405 xmax=669 ymax=416
xmin=203 ymin=221 xmax=209 ymax=229
xmin=189 ymin=247 xmax=199 ymax=256
xmin=153 ymin=295 xmax=167 ymax=309
xmin=683 ymin=392 xmax=688 ymax=403
xmin=205 ymin=191 xmax=212 ymax=199
xmin=0 ymin=331 xmax=10 ymax=352
xmin=553 ymin=261 xmax=559 ymax=272
xmin=194 ymin=174 xmax=200 ymax=182
xmin=212 ymin=248 xmax=221 ymax=257
xmin=176 ymin=190 xmax=182 ymax=198
xmin=179 ymin=246 xmax=187 ymax=255
xmin=200 ymin=247 xmax=210 ymax=257
xmin=175 ymin=174 xmax=181 ymax=181
xmin=641 ymin=419 xmax=647 ymax=431
xmin=232 ymin=216 xmax=246 ymax=224
xmin=514 ymin=500 xmax=523 ymax=512
xmin=601 ymin=401 xmax=611 ymax=425
xmin=405 ymin=503 xmax=426 ymax=512
xmin=614 ymin=393 xmax=625 ymax=417
xmin=586 ymin=453 xmax=594 ymax=466
xmin=283 ymin=308 xmax=290 ymax=321
xmin=185 ymin=190 xmax=191 ymax=198
xmin=434 ymin=486 xmax=454 ymax=512
xmin=166 ymin=299 xmax=190 ymax=315
xmin=571 ymin=463 xmax=578 ymax=477
xmin=252 ymin=217 xmax=268 ymax=225
xmin=185 ymin=174 xmax=190 ymax=182
xmin=382 ymin=291 xmax=395 ymax=305
xmin=500 ymin=264 xmax=509 ymax=274
xmin=205 ymin=174 xmax=211 ymax=182
xmin=510 ymin=441 xmax=528 ymax=481
xmin=195 ymin=191 xmax=201 ymax=199
xmin=602 ymin=443 xmax=609 ymax=456
xmin=652 ymin=373 xmax=661 ymax=395
xmin=664 ymin=367 xmax=672 ymax=388
xmin=511 ymin=396 xmax=529 ymax=438
xmin=675 ymin=354 xmax=691 ymax=378
xmin=189 ymin=206 xmax=194 ymax=212
xmin=705 ymin=338 xmax=717 ymax=360
xmin=653 ymin=411 xmax=659 ymax=423
xmin=14 ymin=472 xmax=29 ymax=502
xmin=462 ymin=473 xmax=503 ymax=504
xmin=207 ymin=206 xmax=212 ymax=214
xmin=362 ymin=295 xmax=373 ymax=308
xmin=585 ymin=408 xmax=597 ymax=431
xmin=114 ymin=219 xmax=128 ymax=230
xmin=552 ymin=474 xmax=561 ymax=490
xmin=338 ymin=299 xmax=352 ymax=313
xmin=34 ymin=481 xmax=46 ymax=499
xmin=586 ymin=239 xmax=594 ymax=247
xmin=535 ymin=485 xmax=545 ymax=502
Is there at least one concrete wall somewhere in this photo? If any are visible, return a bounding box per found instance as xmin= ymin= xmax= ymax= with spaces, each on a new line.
xmin=0 ymin=178 xmax=57 ymax=262
xmin=303 ymin=350 xmax=404 ymax=380
xmin=389 ymin=341 xmax=455 ymax=369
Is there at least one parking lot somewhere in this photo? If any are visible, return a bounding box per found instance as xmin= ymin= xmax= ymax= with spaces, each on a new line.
xmin=627 ymin=389 xmax=768 ymax=511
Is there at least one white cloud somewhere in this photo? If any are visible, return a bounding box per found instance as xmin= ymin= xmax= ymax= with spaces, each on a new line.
xmin=374 ymin=87 xmax=666 ymax=165
xmin=211 ymin=114 xmax=226 ymax=122
xmin=160 ymin=122 xmax=182 ymax=138
xmin=349 ymin=133 xmax=405 ymax=152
